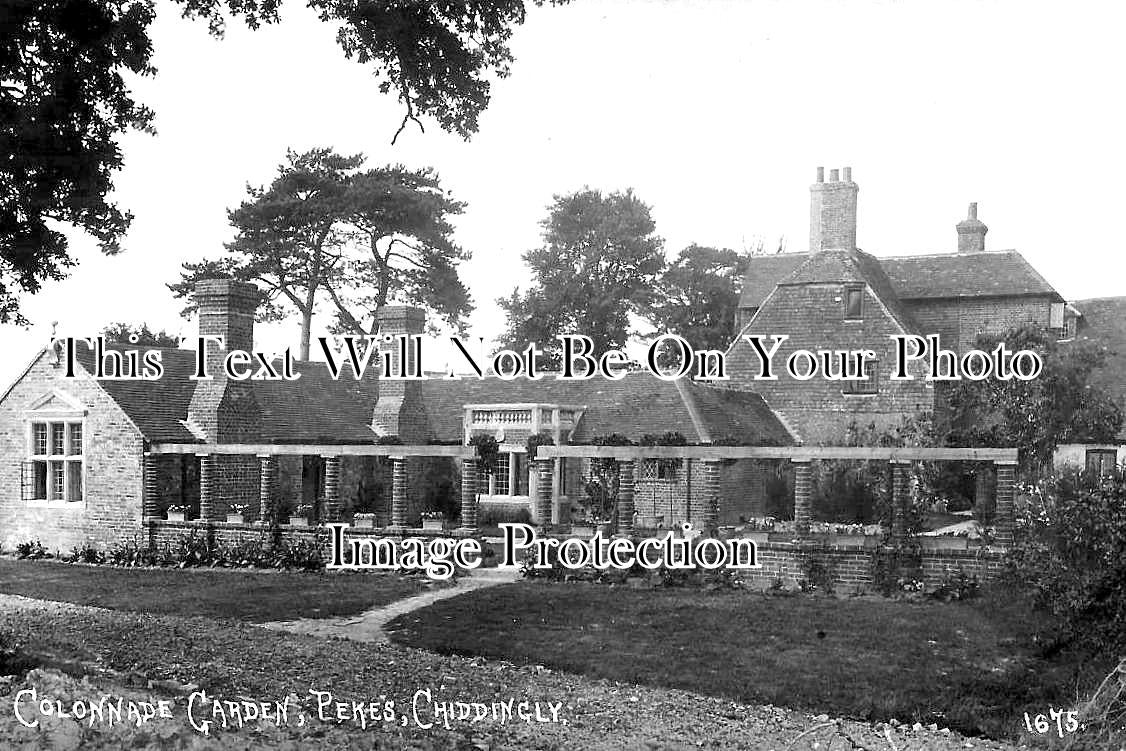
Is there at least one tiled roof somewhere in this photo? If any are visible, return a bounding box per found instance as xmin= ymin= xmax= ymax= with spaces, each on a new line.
xmin=421 ymin=372 xmax=795 ymax=445
xmin=1072 ymin=297 xmax=1126 ymax=440
xmin=778 ymin=250 xmax=917 ymax=333
xmin=738 ymin=250 xmax=1062 ymax=309
xmin=72 ymin=346 xmax=794 ymax=446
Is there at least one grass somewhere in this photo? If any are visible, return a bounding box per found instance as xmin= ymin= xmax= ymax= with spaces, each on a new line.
xmin=0 ymin=557 xmax=434 ymax=622
xmin=389 ymin=581 xmax=1105 ymax=740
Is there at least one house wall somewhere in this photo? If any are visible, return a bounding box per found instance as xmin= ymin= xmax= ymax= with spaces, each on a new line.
xmin=1053 ymin=443 xmax=1126 ymax=471
xmin=727 ymin=283 xmax=934 ymax=443
xmin=0 ymin=353 xmax=145 ymax=551
xmin=902 ymin=295 xmax=1054 ymax=352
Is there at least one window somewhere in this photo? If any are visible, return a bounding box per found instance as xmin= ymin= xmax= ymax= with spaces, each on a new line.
xmin=842 ymin=358 xmax=879 ymax=395
xmin=490 ymin=453 xmax=511 ymax=495
xmin=25 ymin=420 xmax=83 ymax=502
xmin=844 ymin=286 xmax=864 ymax=319
xmin=1086 ymin=449 xmax=1118 ymax=477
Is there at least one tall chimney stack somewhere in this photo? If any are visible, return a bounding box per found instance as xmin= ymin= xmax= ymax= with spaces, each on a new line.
xmin=371 ymin=306 xmax=430 ymax=442
xmin=809 ymin=166 xmax=858 ymax=251
xmin=956 ymin=202 xmax=988 ymax=253
xmin=188 ymin=279 xmax=261 ymax=442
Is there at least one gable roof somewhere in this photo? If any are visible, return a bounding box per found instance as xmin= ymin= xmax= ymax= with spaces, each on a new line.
xmin=66 ymin=345 xmax=793 ymax=447
xmin=774 ymin=249 xmax=917 ymax=333
xmin=1072 ymin=297 xmax=1126 ymax=440
xmin=739 ymin=250 xmax=1063 ymax=310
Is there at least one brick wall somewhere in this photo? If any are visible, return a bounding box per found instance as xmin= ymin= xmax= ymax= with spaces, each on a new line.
xmin=902 ymin=295 xmax=1053 ymax=353
xmin=0 ymin=352 xmax=144 ymax=551
xmin=727 ymin=282 xmax=934 ymax=442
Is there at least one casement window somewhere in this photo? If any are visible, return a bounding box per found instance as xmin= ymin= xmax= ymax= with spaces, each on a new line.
xmin=842 ymin=358 xmax=879 ymax=395
xmin=1085 ymin=449 xmax=1118 ymax=477
xmin=24 ymin=420 xmax=84 ymax=502
xmin=843 ymin=286 xmax=864 ymax=320
xmin=484 ymin=452 xmax=530 ymax=497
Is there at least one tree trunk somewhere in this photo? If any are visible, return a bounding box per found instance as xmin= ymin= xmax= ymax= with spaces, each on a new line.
xmin=299 ymin=309 xmax=312 ymax=361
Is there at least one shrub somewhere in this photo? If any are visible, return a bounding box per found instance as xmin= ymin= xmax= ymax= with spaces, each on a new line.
xmin=1004 ymin=467 xmax=1126 ymax=657
xmin=929 ymin=569 xmax=980 ymax=602
xmin=479 ymin=503 xmax=532 ymax=527
xmin=69 ymin=541 xmax=105 ymax=565
xmin=15 ymin=539 xmax=48 ymax=560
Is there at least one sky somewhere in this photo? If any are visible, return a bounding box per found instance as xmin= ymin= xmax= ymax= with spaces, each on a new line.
xmin=3 ymin=0 xmax=1125 ymax=386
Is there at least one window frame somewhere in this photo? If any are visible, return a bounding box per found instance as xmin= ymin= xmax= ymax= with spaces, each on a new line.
xmin=26 ymin=419 xmax=85 ymax=504
xmin=1085 ymin=448 xmax=1118 ymax=477
xmin=843 ymin=285 xmax=864 ymax=320
xmin=842 ymin=357 xmax=880 ymax=396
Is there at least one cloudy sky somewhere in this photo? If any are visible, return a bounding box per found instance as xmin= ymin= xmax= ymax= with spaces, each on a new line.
xmin=3 ymin=0 xmax=1124 ymax=385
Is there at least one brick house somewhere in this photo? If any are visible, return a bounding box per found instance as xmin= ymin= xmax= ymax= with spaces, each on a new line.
xmin=0 ymin=280 xmax=793 ymax=552
xmin=0 ymin=167 xmax=1089 ymax=553
xmin=727 ymin=166 xmax=1074 ymax=443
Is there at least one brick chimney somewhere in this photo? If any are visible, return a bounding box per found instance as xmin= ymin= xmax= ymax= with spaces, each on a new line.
xmin=956 ymin=202 xmax=988 ymax=253
xmin=371 ymin=306 xmax=429 ymax=442
xmin=188 ymin=279 xmax=261 ymax=442
xmin=809 ymin=166 xmax=858 ymax=252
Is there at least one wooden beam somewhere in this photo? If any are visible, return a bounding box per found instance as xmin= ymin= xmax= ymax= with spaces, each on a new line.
xmin=149 ymin=443 xmax=474 ymax=459
xmin=536 ymin=445 xmax=1018 ymax=462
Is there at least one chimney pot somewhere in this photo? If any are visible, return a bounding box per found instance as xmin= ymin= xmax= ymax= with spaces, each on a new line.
xmin=816 ymin=166 xmax=825 ymax=183
xmin=842 ymin=166 xmax=852 ymax=182
xmin=829 ymin=168 xmax=840 ymax=182
xmin=956 ymin=202 xmax=988 ymax=253
xmin=968 ymin=202 xmax=978 ymax=220
xmin=809 ymin=166 xmax=859 ymax=252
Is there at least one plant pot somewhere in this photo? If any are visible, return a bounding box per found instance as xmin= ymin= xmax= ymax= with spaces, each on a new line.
xmin=920 ymin=535 xmax=969 ymax=551
xmin=226 ymin=513 xmax=246 ymax=524
xmin=166 ymin=511 xmax=186 ymax=523
xmin=353 ymin=517 xmax=375 ymax=529
xmin=742 ymin=531 xmax=771 ymax=543
xmin=422 ymin=518 xmax=445 ymax=531
xmin=288 ymin=517 xmax=310 ymax=528
xmin=635 ymin=515 xmax=662 ymax=529
xmin=571 ymin=524 xmax=595 ymax=537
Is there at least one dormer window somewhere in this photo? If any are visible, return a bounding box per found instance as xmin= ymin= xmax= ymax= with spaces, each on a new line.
xmin=844 ymin=286 xmax=864 ymax=320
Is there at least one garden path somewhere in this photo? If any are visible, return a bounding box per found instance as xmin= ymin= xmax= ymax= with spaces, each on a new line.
xmin=258 ymin=566 xmax=520 ymax=643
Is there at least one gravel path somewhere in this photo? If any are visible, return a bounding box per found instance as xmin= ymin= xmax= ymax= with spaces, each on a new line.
xmin=259 ymin=567 xmax=520 ymax=643
xmin=0 ymin=593 xmax=1023 ymax=750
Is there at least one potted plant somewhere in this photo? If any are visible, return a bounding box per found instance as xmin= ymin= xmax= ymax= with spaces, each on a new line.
xmin=741 ymin=516 xmax=775 ymax=543
xmin=420 ymin=511 xmax=445 ymax=531
xmin=288 ymin=503 xmax=313 ymax=527
xmin=166 ymin=504 xmax=189 ymax=523
xmin=226 ymin=502 xmax=249 ymax=524
xmin=353 ymin=512 xmax=376 ymax=529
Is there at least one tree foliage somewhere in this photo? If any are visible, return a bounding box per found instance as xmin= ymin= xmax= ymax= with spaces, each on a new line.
xmin=643 ymin=244 xmax=756 ymax=366
xmin=1005 ymin=468 xmax=1126 ymax=656
xmin=101 ymin=322 xmax=180 ymax=347
xmin=170 ymin=148 xmax=471 ymax=358
xmin=3 ymin=0 xmax=557 ymax=324
xmin=499 ymin=189 xmax=665 ymax=368
xmin=944 ymin=324 xmax=1123 ymax=471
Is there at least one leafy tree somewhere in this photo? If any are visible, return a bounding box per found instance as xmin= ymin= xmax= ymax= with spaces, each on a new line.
xmin=944 ymin=324 xmax=1123 ymax=471
xmin=324 ymin=165 xmax=472 ymax=336
xmin=643 ymin=244 xmax=755 ymax=367
xmin=171 ymin=149 xmax=472 ymax=357
xmin=171 ymin=148 xmax=357 ymax=360
xmin=499 ymin=189 xmax=666 ymax=368
xmin=4 ymin=0 xmax=561 ymax=324
xmin=101 ymin=322 xmax=179 ymax=347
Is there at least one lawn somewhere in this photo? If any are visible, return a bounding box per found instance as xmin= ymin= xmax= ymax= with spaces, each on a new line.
xmin=388 ymin=581 xmax=1101 ymax=740
xmin=0 ymin=558 xmax=435 ymax=622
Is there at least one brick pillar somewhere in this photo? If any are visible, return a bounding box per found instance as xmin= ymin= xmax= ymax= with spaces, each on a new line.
xmin=459 ymin=458 xmax=478 ymax=531
xmin=391 ymin=458 xmax=408 ymax=528
xmin=323 ymin=456 xmax=342 ymax=523
xmin=535 ymin=458 xmax=554 ymax=529
xmin=143 ymin=453 xmax=159 ymax=519
xmin=793 ymin=460 xmax=812 ymax=536
xmin=198 ymin=453 xmax=216 ymax=521
xmin=258 ymin=455 xmax=274 ymax=523
xmin=891 ymin=460 xmax=910 ymax=545
xmin=994 ymin=461 xmax=1016 ymax=547
xmin=617 ymin=460 xmax=635 ymax=536
xmin=702 ymin=460 xmax=721 ymax=533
